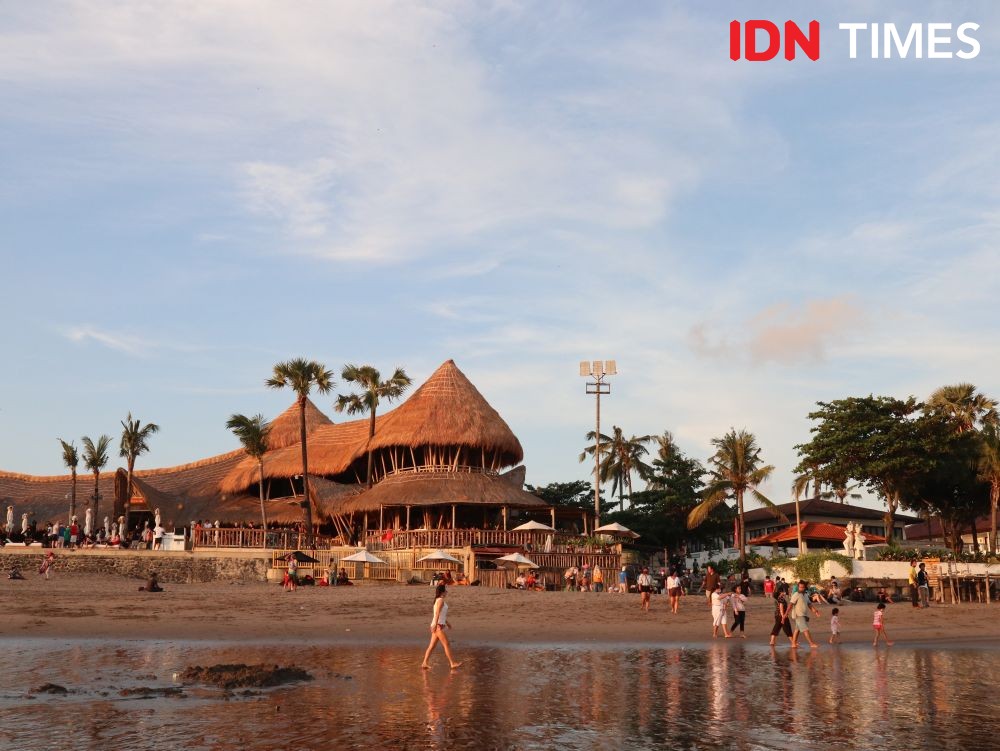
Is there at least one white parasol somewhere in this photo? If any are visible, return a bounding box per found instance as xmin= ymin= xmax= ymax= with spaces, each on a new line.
xmin=593 ymin=522 xmax=639 ymax=539
xmin=340 ymin=549 xmax=387 ymax=564
xmin=511 ymin=521 xmax=556 ymax=532
xmin=21 ymin=513 xmax=29 ymax=535
xmin=84 ymin=509 xmax=93 ymax=537
xmin=416 ymin=549 xmax=463 ymax=565
xmin=104 ymin=516 xmax=111 ymax=535
xmin=6 ymin=506 xmax=13 ymax=531
xmin=495 ymin=552 xmax=539 ymax=568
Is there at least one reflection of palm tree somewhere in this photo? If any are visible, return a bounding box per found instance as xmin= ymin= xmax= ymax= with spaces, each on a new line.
xmin=979 ymin=425 xmax=1000 ymax=554
xmin=926 ymin=383 xmax=998 ymax=433
xmin=687 ymin=429 xmax=781 ymax=565
xmin=227 ymin=413 xmax=272 ymax=534
xmin=335 ymin=364 xmax=411 ymax=488
xmin=579 ymin=427 xmax=652 ymax=510
xmin=266 ymin=358 xmax=334 ymax=544
xmin=58 ymin=439 xmax=79 ymax=523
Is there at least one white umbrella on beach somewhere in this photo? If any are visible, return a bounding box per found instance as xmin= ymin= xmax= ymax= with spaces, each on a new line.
xmin=511 ymin=521 xmax=556 ymax=532
xmin=21 ymin=513 xmax=29 ymax=535
xmin=6 ymin=506 xmax=13 ymax=532
xmin=495 ymin=552 xmax=539 ymax=568
xmin=340 ymin=549 xmax=387 ymax=564
xmin=104 ymin=516 xmax=111 ymax=536
xmin=84 ymin=508 xmax=93 ymax=537
xmin=416 ymin=549 xmax=463 ymax=565
xmin=593 ymin=522 xmax=639 ymax=539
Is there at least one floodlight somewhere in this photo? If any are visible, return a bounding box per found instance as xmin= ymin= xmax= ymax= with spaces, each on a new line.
xmin=579 ymin=361 xmax=591 ymax=377
xmin=604 ymin=360 xmax=617 ymax=375
xmin=592 ymin=360 xmax=603 ymax=376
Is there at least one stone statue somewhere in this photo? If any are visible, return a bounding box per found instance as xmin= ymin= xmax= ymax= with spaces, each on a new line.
xmin=154 ymin=508 xmax=161 ymax=528
xmin=853 ymin=527 xmax=867 ymax=560
xmin=21 ymin=512 xmax=29 ymax=535
xmin=104 ymin=516 xmax=111 ymax=535
xmin=842 ymin=522 xmax=856 ymax=555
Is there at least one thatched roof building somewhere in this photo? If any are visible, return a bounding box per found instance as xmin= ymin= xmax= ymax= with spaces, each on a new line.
xmin=0 ymin=360 xmax=541 ymax=531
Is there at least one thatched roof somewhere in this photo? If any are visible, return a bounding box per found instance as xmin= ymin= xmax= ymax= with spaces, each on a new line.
xmin=336 ymin=469 xmax=547 ymax=514
xmin=266 ymin=397 xmax=333 ymax=450
xmin=368 ymin=360 xmax=523 ymax=463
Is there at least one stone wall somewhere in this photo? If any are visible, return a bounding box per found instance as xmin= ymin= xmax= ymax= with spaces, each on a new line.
xmin=0 ymin=549 xmax=269 ymax=583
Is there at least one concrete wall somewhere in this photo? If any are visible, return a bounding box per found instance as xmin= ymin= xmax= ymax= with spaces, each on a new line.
xmin=0 ymin=548 xmax=269 ymax=583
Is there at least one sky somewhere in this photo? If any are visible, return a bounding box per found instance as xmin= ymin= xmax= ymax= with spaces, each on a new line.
xmin=1 ymin=1 xmax=998 ymax=512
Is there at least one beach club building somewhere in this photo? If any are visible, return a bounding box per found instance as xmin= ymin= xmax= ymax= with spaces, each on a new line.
xmin=0 ymin=360 xmax=618 ymax=585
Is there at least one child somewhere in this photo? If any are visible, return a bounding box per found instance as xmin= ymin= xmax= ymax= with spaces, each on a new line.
xmin=38 ymin=551 xmax=55 ymax=580
xmin=728 ymin=584 xmax=748 ymax=638
xmin=872 ymin=603 xmax=893 ymax=647
xmin=829 ymin=607 xmax=841 ymax=644
xmin=710 ymin=583 xmax=732 ymax=638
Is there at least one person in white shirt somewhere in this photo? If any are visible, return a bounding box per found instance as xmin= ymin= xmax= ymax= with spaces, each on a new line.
xmin=710 ymin=583 xmax=732 ymax=638
xmin=666 ymin=569 xmax=683 ymax=614
xmin=421 ymin=584 xmax=462 ymax=670
xmin=728 ymin=584 xmax=748 ymax=638
xmin=637 ymin=568 xmax=654 ymax=612
xmin=153 ymin=524 xmax=165 ymax=550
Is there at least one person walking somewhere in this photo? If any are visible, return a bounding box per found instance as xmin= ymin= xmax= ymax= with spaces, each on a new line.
xmin=789 ymin=580 xmax=821 ymax=649
xmin=908 ymin=559 xmax=920 ymax=608
xmin=702 ymin=564 xmax=720 ymax=605
xmin=153 ymin=522 xmax=165 ymax=551
xmin=769 ymin=589 xmax=793 ymax=646
xmin=637 ymin=568 xmax=654 ymax=612
xmin=763 ymin=575 xmax=775 ymax=599
xmin=38 ymin=551 xmax=55 ymax=580
xmin=592 ymin=565 xmax=604 ymax=593
xmin=284 ymin=554 xmax=298 ymax=591
xmin=421 ymin=584 xmax=462 ymax=669
xmin=666 ymin=569 xmax=683 ymax=614
xmin=917 ymin=562 xmax=931 ymax=608
xmin=710 ymin=582 xmax=732 ymax=638
xmin=618 ymin=566 xmax=628 ymax=594
xmin=872 ymin=602 xmax=893 ymax=646
xmin=728 ymin=584 xmax=748 ymax=638
xmin=829 ymin=607 xmax=841 ymax=644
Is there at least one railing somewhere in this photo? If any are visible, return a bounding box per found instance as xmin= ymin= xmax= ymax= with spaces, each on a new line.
xmin=366 ymin=529 xmax=618 ymax=554
xmin=383 ymin=464 xmax=499 ymax=478
xmin=193 ymin=528 xmax=339 ymax=550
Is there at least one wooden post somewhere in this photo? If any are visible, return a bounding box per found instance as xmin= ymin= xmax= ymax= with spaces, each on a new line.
xmin=406 ymin=506 xmax=411 ymax=531
xmin=550 ymin=507 xmax=556 ymax=528
xmin=363 ymin=512 xmax=368 ymax=543
xmin=451 ymin=504 xmax=456 ymax=531
xmin=502 ymin=506 xmax=508 ymax=531
xmin=379 ymin=505 xmax=384 ymax=534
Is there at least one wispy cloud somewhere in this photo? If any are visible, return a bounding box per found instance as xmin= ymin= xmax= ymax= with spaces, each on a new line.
xmin=64 ymin=325 xmax=152 ymax=356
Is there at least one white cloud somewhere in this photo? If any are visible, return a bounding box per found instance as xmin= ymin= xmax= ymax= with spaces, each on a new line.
xmin=64 ymin=325 xmax=151 ymax=356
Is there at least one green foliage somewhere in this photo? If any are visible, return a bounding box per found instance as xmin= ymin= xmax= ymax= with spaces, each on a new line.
xmin=766 ymin=551 xmax=854 ymax=583
xmin=226 ymin=413 xmax=271 ymax=460
xmin=876 ymin=547 xmax=999 ymax=564
xmin=579 ymin=427 xmax=653 ymax=508
xmin=525 ymin=480 xmax=616 ymax=514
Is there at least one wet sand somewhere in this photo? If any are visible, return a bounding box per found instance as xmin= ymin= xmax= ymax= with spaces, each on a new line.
xmin=3 ymin=573 xmax=999 ymax=647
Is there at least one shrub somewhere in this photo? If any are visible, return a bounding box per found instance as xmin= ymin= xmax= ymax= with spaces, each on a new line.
xmin=764 ymin=551 xmax=854 ymax=582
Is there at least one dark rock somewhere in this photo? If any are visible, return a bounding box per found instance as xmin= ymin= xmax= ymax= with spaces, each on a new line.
xmin=119 ymin=686 xmax=185 ymax=697
xmin=32 ymin=683 xmax=69 ymax=695
xmin=180 ymin=663 xmax=313 ymax=689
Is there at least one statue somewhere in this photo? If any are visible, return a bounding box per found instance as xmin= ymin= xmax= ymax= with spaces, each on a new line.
xmin=84 ymin=508 xmax=94 ymax=537
xmin=21 ymin=512 xmax=29 ymax=535
xmin=5 ymin=505 xmax=12 ymax=532
xmin=154 ymin=508 xmax=161 ymax=528
xmin=842 ymin=522 xmax=856 ymax=555
xmin=104 ymin=516 xmax=111 ymax=535
xmin=853 ymin=527 xmax=867 ymax=560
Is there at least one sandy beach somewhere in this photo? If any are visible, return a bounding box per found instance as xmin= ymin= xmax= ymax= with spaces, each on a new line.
xmin=3 ymin=573 xmax=999 ymax=648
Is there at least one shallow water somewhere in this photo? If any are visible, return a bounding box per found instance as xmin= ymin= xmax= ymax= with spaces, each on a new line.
xmin=0 ymin=639 xmax=996 ymax=750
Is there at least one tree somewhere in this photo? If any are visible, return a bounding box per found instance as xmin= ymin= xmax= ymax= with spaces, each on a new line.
xmin=579 ymin=427 xmax=652 ymax=510
xmin=58 ymin=439 xmax=79 ymax=524
xmin=335 ymin=364 xmax=411 ymax=488
xmin=266 ymin=358 xmax=335 ymax=543
xmin=978 ymin=425 xmax=1000 ymax=554
xmin=227 ymin=413 xmax=272 ymax=535
xmin=81 ymin=435 xmax=112 ymax=525
xmin=687 ymin=429 xmax=780 ymax=565
xmin=120 ymin=413 xmax=160 ymax=533
xmin=796 ymin=396 xmax=928 ymax=543
xmin=626 ymin=448 xmax=709 ymax=551
xmin=926 ymin=383 xmax=998 ymax=434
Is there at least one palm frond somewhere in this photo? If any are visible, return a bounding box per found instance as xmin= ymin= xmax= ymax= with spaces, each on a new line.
xmin=686 ymin=496 xmax=726 ymax=530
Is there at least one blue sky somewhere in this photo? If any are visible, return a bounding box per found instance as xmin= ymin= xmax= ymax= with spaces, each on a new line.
xmin=1 ymin=1 xmax=998 ymax=511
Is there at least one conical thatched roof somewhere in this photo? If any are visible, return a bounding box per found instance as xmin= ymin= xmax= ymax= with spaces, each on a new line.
xmin=368 ymin=360 xmax=523 ymax=463
xmin=266 ymin=397 xmax=333 ymax=450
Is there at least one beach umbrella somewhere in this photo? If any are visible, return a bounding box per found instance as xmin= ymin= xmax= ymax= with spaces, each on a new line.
xmin=289 ymin=550 xmax=320 ymax=563
xmin=495 ymin=552 xmax=539 ymax=568
xmin=416 ymin=549 xmax=463 ymax=565
xmin=104 ymin=516 xmax=111 ymax=535
xmin=593 ymin=522 xmax=639 ymax=539
xmin=21 ymin=513 xmax=29 ymax=535
xmin=84 ymin=509 xmax=93 ymax=537
xmin=340 ymin=549 xmax=387 ymax=564
xmin=511 ymin=521 xmax=556 ymax=532
xmin=6 ymin=505 xmax=13 ymax=531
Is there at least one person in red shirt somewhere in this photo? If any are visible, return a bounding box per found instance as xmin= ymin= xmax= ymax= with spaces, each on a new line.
xmin=763 ymin=575 xmax=775 ymax=598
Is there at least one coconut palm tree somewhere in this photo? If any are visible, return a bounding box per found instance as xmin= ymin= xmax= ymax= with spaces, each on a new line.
xmin=227 ymin=413 xmax=272 ymax=536
xmin=81 ymin=435 xmax=112 ymax=524
xmin=580 ymin=427 xmax=652 ymax=510
xmin=926 ymin=383 xmax=998 ymax=434
xmin=687 ymin=429 xmax=781 ymax=565
xmin=119 ymin=413 xmax=160 ymax=533
xmin=335 ymin=364 xmax=412 ymax=488
xmin=58 ymin=439 xmax=79 ymax=524
xmin=266 ymin=358 xmax=335 ymax=543
xmin=979 ymin=424 xmax=1000 ymax=554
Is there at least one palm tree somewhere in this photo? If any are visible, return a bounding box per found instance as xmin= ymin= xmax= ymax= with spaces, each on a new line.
xmin=81 ymin=435 xmax=112 ymax=524
xmin=119 ymin=413 xmax=160 ymax=533
xmin=687 ymin=429 xmax=780 ymax=566
xmin=926 ymin=383 xmax=998 ymax=434
xmin=579 ymin=427 xmax=652 ymax=510
xmin=58 ymin=439 xmax=79 ymax=524
xmin=266 ymin=358 xmax=335 ymax=543
xmin=227 ymin=413 xmax=272 ymax=535
xmin=979 ymin=424 xmax=1000 ymax=554
xmin=335 ymin=364 xmax=412 ymax=487
xmin=821 ymin=483 xmax=862 ymax=504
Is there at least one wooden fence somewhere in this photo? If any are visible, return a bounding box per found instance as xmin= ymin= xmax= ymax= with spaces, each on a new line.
xmin=366 ymin=529 xmax=618 ymax=554
xmin=193 ymin=528 xmax=338 ymax=550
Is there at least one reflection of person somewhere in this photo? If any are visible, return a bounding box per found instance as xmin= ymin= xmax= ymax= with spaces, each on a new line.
xmin=421 ymin=584 xmax=461 ymax=670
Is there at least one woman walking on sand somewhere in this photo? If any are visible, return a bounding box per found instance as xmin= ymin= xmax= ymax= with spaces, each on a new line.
xmin=728 ymin=584 xmax=748 ymax=638
xmin=666 ymin=569 xmax=682 ymax=614
xmin=421 ymin=584 xmax=462 ymax=670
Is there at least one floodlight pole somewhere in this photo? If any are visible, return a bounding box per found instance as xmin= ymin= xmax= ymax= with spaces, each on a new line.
xmin=582 ymin=361 xmax=614 ymax=529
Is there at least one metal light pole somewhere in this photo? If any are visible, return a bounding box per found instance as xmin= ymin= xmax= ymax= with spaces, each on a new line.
xmin=580 ymin=360 xmax=616 ymax=529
